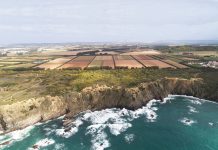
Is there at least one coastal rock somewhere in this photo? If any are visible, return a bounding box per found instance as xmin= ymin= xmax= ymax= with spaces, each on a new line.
xmin=0 ymin=77 xmax=212 ymax=134
xmin=0 ymin=96 xmax=68 ymax=133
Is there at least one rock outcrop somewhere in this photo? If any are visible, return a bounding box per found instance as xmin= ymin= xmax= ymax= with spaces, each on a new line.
xmin=0 ymin=77 xmax=214 ymax=134
xmin=0 ymin=96 xmax=68 ymax=134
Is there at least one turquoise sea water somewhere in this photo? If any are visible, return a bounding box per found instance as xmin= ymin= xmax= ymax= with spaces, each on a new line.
xmin=1 ymin=95 xmax=218 ymax=150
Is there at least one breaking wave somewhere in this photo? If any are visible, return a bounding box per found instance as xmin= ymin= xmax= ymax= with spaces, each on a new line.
xmin=1 ymin=95 xmax=218 ymax=150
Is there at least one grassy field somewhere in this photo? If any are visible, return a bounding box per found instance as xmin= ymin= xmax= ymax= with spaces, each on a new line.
xmin=0 ymin=46 xmax=217 ymax=105
xmin=0 ymin=62 xmax=21 ymax=65
xmin=154 ymin=45 xmax=218 ymax=53
xmin=0 ymin=68 xmax=217 ymax=105
xmin=190 ymin=51 xmax=218 ymax=56
xmin=1 ymin=63 xmax=36 ymax=69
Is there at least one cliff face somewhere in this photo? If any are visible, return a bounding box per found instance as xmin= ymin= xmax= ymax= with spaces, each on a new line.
xmin=0 ymin=77 xmax=211 ymax=134
xmin=0 ymin=96 xmax=68 ymax=134
xmin=72 ymin=78 xmax=205 ymax=111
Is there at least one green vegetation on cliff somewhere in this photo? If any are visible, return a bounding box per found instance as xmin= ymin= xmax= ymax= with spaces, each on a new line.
xmin=154 ymin=45 xmax=218 ymax=53
xmin=0 ymin=68 xmax=218 ymax=133
xmin=0 ymin=68 xmax=218 ymax=105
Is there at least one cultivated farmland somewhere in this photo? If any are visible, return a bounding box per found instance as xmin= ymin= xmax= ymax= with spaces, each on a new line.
xmin=36 ymin=57 xmax=75 ymax=69
xmin=132 ymin=55 xmax=174 ymax=68
xmin=114 ymin=55 xmax=143 ymax=68
xmin=161 ymin=60 xmax=188 ymax=68
xmin=2 ymin=63 xmax=36 ymax=69
xmin=0 ymin=54 xmax=189 ymax=70
xmin=88 ymin=56 xmax=114 ymax=69
xmin=41 ymin=50 xmax=98 ymax=56
xmin=60 ymin=56 xmax=95 ymax=69
xmin=121 ymin=49 xmax=161 ymax=55
xmin=150 ymin=55 xmax=188 ymax=68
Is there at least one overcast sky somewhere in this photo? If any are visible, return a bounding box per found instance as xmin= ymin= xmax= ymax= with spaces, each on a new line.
xmin=0 ymin=0 xmax=218 ymax=44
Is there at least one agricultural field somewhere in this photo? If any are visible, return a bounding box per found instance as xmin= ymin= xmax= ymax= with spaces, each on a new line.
xmin=152 ymin=54 xmax=217 ymax=69
xmin=161 ymin=60 xmax=187 ymax=68
xmin=146 ymin=60 xmax=174 ymax=68
xmin=88 ymin=60 xmax=102 ymax=68
xmin=2 ymin=44 xmax=216 ymax=70
xmin=121 ymin=49 xmax=161 ymax=55
xmin=177 ymin=51 xmax=218 ymax=57
xmin=60 ymin=56 xmax=95 ymax=69
xmin=133 ymin=55 xmax=154 ymax=60
xmin=0 ymin=57 xmax=33 ymax=62
xmin=88 ymin=56 xmax=114 ymax=69
xmin=113 ymin=55 xmax=133 ymax=60
xmin=41 ymin=49 xmax=99 ymax=56
xmin=0 ymin=61 xmax=21 ymax=65
xmin=0 ymin=54 xmax=190 ymax=70
xmin=114 ymin=55 xmax=143 ymax=69
xmin=150 ymin=55 xmax=188 ymax=68
xmin=36 ymin=57 xmax=75 ymax=69
xmin=96 ymin=51 xmax=120 ymax=55
xmin=0 ymin=56 xmax=54 ymax=70
xmin=132 ymin=55 xmax=174 ymax=68
xmin=154 ymin=45 xmax=218 ymax=53
xmin=1 ymin=63 xmax=36 ymax=70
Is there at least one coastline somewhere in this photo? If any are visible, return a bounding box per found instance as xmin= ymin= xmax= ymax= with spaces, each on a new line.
xmin=0 ymin=77 xmax=217 ymax=135
xmin=0 ymin=95 xmax=207 ymax=136
xmin=1 ymin=94 xmax=217 ymax=149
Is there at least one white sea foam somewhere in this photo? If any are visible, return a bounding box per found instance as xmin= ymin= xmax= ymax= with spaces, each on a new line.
xmin=56 ymin=126 xmax=78 ymax=138
xmin=187 ymin=106 xmax=198 ymax=113
xmin=82 ymin=99 xmax=163 ymax=149
xmin=35 ymin=122 xmax=43 ymax=126
xmin=10 ymin=126 xmax=34 ymax=141
xmin=0 ymin=135 xmax=5 ymax=141
xmin=124 ymin=134 xmax=135 ymax=144
xmin=0 ymin=125 xmax=35 ymax=149
xmin=83 ymin=99 xmax=160 ymax=126
xmin=84 ymin=99 xmax=159 ymax=134
xmin=172 ymin=94 xmax=218 ymax=105
xmin=34 ymin=138 xmax=55 ymax=147
xmin=108 ymin=123 xmax=132 ymax=136
xmin=86 ymin=124 xmax=107 ymax=135
xmin=209 ymin=122 xmax=214 ymax=126
xmin=161 ymin=97 xmax=171 ymax=104
xmin=43 ymin=127 xmax=55 ymax=136
xmin=91 ymin=131 xmax=110 ymax=150
xmin=56 ymin=118 xmax=83 ymax=138
xmin=118 ymin=108 xmax=130 ymax=116
xmin=0 ymin=125 xmax=34 ymax=148
xmin=180 ymin=117 xmax=197 ymax=126
xmin=28 ymin=138 xmax=55 ymax=150
xmin=89 ymin=128 xmax=109 ymax=150
xmin=189 ymin=100 xmax=202 ymax=105
xmin=4 ymin=94 xmax=213 ymax=150
xmin=131 ymin=100 xmax=159 ymax=122
xmin=168 ymin=94 xmax=205 ymax=105
xmin=57 ymin=115 xmax=66 ymax=120
xmin=54 ymin=143 xmax=65 ymax=150
xmin=86 ymin=124 xmax=110 ymax=150
xmin=52 ymin=124 xmax=58 ymax=128
xmin=83 ymin=108 xmax=127 ymax=124
xmin=131 ymin=106 xmax=157 ymax=122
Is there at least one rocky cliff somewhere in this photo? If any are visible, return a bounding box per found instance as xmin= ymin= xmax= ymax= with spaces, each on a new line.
xmin=0 ymin=77 xmax=214 ymax=134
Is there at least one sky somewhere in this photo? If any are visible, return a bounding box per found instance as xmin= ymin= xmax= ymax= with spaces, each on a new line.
xmin=0 ymin=0 xmax=218 ymax=44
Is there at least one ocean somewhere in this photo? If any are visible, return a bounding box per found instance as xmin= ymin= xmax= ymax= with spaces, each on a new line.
xmin=1 ymin=95 xmax=218 ymax=150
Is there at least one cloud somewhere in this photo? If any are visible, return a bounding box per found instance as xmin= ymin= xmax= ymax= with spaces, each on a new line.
xmin=0 ymin=0 xmax=218 ymax=44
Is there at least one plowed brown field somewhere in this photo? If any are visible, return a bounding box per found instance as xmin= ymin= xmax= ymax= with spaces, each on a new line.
xmin=60 ymin=56 xmax=95 ymax=69
xmin=36 ymin=57 xmax=75 ymax=69
xmin=88 ymin=56 xmax=114 ymax=68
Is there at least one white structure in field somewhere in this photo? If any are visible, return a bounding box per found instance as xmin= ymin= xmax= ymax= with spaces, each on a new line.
xmin=206 ymin=61 xmax=218 ymax=69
